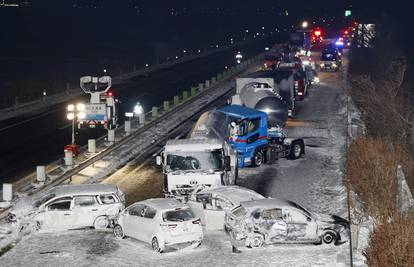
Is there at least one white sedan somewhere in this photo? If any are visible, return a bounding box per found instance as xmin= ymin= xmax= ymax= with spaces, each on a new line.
xmin=113 ymin=198 xmax=203 ymax=253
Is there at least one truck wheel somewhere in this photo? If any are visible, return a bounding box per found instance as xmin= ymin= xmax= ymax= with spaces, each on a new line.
xmin=288 ymin=141 xmax=304 ymax=160
xmin=252 ymin=150 xmax=264 ymax=167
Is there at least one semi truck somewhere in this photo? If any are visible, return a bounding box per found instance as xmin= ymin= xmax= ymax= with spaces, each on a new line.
xmin=189 ymin=105 xmax=305 ymax=168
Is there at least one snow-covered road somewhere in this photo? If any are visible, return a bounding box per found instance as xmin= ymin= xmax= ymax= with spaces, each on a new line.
xmin=0 ymin=62 xmax=352 ymax=266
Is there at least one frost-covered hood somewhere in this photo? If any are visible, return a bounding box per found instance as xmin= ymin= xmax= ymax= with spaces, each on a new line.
xmin=8 ymin=196 xmax=38 ymax=218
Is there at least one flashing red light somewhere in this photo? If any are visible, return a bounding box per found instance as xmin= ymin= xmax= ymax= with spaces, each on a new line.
xmin=345 ymin=30 xmax=349 ymax=34
xmin=314 ymin=30 xmax=321 ymax=36
xmin=106 ymin=91 xmax=113 ymax=97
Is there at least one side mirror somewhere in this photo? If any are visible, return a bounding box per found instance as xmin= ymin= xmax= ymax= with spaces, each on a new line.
xmin=223 ymin=156 xmax=231 ymax=171
xmin=156 ymin=155 xmax=162 ymax=166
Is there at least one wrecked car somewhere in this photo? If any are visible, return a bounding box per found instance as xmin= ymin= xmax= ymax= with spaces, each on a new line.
xmin=113 ymin=198 xmax=203 ymax=253
xmin=224 ymin=198 xmax=349 ymax=248
xmin=7 ymin=184 xmax=125 ymax=232
xmin=187 ymin=185 xmax=265 ymax=230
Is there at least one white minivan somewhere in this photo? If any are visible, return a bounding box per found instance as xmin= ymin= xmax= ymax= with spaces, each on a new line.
xmin=8 ymin=184 xmax=125 ymax=231
xmin=114 ymin=198 xmax=203 ymax=253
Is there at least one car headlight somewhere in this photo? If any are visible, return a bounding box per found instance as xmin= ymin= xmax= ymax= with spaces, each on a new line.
xmin=320 ymin=63 xmax=325 ymax=67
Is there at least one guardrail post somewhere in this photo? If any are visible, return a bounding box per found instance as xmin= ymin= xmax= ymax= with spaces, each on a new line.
xmin=205 ymin=80 xmax=210 ymax=88
xmin=2 ymin=183 xmax=12 ymax=202
xmin=191 ymin=87 xmax=197 ymax=96
xmin=108 ymin=129 xmax=115 ymax=142
xmin=173 ymin=96 xmax=180 ymax=106
xmin=182 ymin=91 xmax=188 ymax=101
xmin=152 ymin=106 xmax=159 ymax=118
xmin=139 ymin=113 xmax=145 ymax=125
xmin=88 ymin=139 xmax=97 ymax=152
xmin=211 ymin=77 xmax=217 ymax=84
xmin=163 ymin=100 xmax=170 ymax=111
xmin=36 ymin=166 xmax=46 ymax=183
xmin=199 ymin=83 xmax=204 ymax=91
xmin=124 ymin=120 xmax=131 ymax=135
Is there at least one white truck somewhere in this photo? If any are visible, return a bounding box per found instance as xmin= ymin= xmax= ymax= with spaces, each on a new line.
xmin=156 ymin=138 xmax=237 ymax=197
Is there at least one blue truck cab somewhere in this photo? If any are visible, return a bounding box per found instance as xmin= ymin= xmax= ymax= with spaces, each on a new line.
xmin=218 ymin=105 xmax=304 ymax=168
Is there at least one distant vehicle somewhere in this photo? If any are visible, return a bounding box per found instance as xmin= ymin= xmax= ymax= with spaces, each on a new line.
xmin=224 ymin=198 xmax=350 ymax=248
xmin=113 ymin=198 xmax=203 ymax=253
xmin=319 ymin=50 xmax=341 ymax=72
xmin=235 ymin=51 xmax=243 ymax=64
xmin=7 ymin=184 xmax=125 ymax=231
xmin=311 ymin=27 xmax=324 ymax=45
xmin=293 ymin=70 xmax=308 ymax=100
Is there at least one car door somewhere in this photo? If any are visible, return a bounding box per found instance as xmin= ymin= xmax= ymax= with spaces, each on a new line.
xmin=140 ymin=206 xmax=158 ymax=242
xmin=123 ymin=204 xmax=145 ymax=239
xmin=285 ymin=208 xmax=312 ymax=241
xmin=71 ymin=195 xmax=99 ymax=228
xmin=260 ymin=208 xmax=287 ymax=243
xmin=42 ymin=197 xmax=74 ymax=230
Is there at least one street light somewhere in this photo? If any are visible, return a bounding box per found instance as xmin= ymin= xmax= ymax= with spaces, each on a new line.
xmin=66 ymin=103 xmax=86 ymax=144
xmin=302 ymin=21 xmax=309 ymax=29
xmin=134 ymin=102 xmax=143 ymax=115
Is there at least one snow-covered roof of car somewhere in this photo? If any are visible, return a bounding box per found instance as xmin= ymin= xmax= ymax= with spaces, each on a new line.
xmin=47 ymin=184 xmax=118 ymax=197
xmin=164 ymin=138 xmax=222 ymax=152
xmin=141 ymin=198 xmax=189 ymax=211
xmin=239 ymin=198 xmax=294 ymax=210
xmin=197 ymin=186 xmax=265 ymax=206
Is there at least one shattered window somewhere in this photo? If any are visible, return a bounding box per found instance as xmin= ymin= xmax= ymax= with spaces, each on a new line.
xmin=262 ymin=209 xmax=283 ymax=220
xmin=163 ymin=209 xmax=194 ymax=222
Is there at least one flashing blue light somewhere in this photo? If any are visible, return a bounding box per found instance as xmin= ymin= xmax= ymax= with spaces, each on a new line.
xmin=335 ymin=40 xmax=344 ymax=47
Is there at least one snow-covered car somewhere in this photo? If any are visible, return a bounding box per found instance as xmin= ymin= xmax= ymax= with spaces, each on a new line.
xmin=113 ymin=198 xmax=203 ymax=253
xmin=7 ymin=184 xmax=125 ymax=231
xmin=188 ymin=186 xmax=265 ymax=230
xmin=224 ymin=198 xmax=349 ymax=248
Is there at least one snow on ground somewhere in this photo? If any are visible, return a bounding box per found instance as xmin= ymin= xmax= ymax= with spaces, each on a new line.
xmin=1 ymin=229 xmax=348 ymax=267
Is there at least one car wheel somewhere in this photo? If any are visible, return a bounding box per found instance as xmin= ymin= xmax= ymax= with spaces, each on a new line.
xmin=152 ymin=237 xmax=163 ymax=253
xmin=248 ymin=234 xmax=264 ymax=248
xmin=113 ymin=224 xmax=125 ymax=239
xmin=288 ymin=141 xmax=303 ymax=160
xmin=94 ymin=216 xmax=109 ymax=230
xmin=322 ymin=231 xmax=337 ymax=244
xmin=252 ymin=150 xmax=264 ymax=167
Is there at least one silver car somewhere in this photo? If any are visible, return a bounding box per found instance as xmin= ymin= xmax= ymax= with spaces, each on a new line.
xmin=224 ymin=198 xmax=349 ymax=248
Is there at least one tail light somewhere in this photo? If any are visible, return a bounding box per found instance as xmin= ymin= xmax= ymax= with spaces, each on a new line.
xmin=295 ymin=81 xmax=299 ymax=89
xmin=192 ymin=219 xmax=201 ymax=225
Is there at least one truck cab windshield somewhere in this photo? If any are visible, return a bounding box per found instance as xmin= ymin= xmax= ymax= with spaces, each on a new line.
xmin=166 ymin=150 xmax=222 ymax=172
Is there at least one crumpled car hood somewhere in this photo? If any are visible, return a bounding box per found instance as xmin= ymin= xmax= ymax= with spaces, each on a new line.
xmin=313 ymin=213 xmax=349 ymax=228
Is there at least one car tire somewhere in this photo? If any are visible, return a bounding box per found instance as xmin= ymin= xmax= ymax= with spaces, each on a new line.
xmin=113 ymin=224 xmax=125 ymax=239
xmin=248 ymin=233 xmax=264 ymax=248
xmin=288 ymin=140 xmax=304 ymax=160
xmin=252 ymin=150 xmax=264 ymax=167
xmin=152 ymin=237 xmax=164 ymax=253
xmin=94 ymin=216 xmax=109 ymax=230
xmin=322 ymin=231 xmax=337 ymax=244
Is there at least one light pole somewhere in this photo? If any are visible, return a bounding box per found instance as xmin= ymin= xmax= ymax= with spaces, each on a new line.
xmin=134 ymin=102 xmax=144 ymax=125
xmin=66 ymin=103 xmax=86 ymax=144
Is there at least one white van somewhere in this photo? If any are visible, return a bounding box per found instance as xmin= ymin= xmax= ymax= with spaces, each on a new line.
xmin=8 ymin=184 xmax=125 ymax=231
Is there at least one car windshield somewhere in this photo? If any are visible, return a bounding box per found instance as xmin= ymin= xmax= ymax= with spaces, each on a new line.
xmin=321 ymin=53 xmax=337 ymax=61
xmin=286 ymin=200 xmax=312 ymax=217
xmin=166 ymin=150 xmax=222 ymax=172
xmin=163 ymin=208 xmax=194 ymax=222
xmin=33 ymin=193 xmax=56 ymax=208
